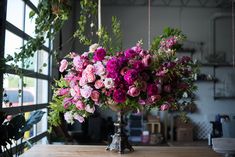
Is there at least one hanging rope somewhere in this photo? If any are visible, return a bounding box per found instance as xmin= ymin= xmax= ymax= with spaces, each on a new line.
xmin=232 ymin=0 xmax=235 ymax=67
xmin=148 ymin=0 xmax=151 ymax=49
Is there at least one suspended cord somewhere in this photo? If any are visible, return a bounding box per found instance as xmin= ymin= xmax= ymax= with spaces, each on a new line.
xmin=148 ymin=0 xmax=151 ymax=49
xmin=232 ymin=0 xmax=235 ymax=67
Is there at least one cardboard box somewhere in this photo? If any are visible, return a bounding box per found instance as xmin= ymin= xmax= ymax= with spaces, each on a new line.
xmin=176 ymin=127 xmax=193 ymax=142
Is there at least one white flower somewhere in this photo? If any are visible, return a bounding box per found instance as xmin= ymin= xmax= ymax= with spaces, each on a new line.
xmin=80 ymin=85 xmax=93 ymax=98
xmin=103 ymin=78 xmax=114 ymax=89
xmin=94 ymin=61 xmax=105 ymax=76
xmin=64 ymin=111 xmax=74 ymax=124
xmin=85 ymin=105 xmax=95 ymax=113
xmin=89 ymin=43 xmax=99 ymax=52
xmin=73 ymin=113 xmax=85 ymax=123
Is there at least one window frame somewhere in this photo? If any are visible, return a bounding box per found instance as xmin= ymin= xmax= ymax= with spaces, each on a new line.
xmin=0 ymin=0 xmax=52 ymax=153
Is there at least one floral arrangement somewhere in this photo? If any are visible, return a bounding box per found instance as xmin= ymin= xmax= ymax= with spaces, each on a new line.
xmin=49 ymin=28 xmax=198 ymax=125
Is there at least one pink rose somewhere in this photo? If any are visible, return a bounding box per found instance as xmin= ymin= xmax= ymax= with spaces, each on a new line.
xmin=120 ymin=67 xmax=129 ymax=76
xmin=87 ymin=72 xmax=96 ymax=83
xmin=79 ymin=76 xmax=87 ymax=86
xmin=127 ymin=86 xmax=140 ymax=97
xmin=85 ymin=64 xmax=95 ymax=73
xmin=91 ymin=90 xmax=100 ymax=102
xmin=73 ymin=56 xmax=83 ymax=69
xmin=94 ymin=80 xmax=104 ymax=89
xmin=59 ymin=59 xmax=68 ymax=72
xmin=76 ymin=100 xmax=85 ymax=110
xmin=160 ymin=103 xmax=170 ymax=111
xmin=142 ymin=54 xmax=152 ymax=67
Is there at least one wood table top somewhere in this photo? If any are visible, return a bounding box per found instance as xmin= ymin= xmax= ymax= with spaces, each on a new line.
xmin=21 ymin=144 xmax=222 ymax=157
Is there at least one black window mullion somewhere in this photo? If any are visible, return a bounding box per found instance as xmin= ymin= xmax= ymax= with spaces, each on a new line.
xmin=5 ymin=65 xmax=51 ymax=81
xmin=0 ymin=0 xmax=7 ymax=108
xmin=23 ymin=0 xmax=39 ymax=13
xmin=6 ymin=21 xmax=50 ymax=52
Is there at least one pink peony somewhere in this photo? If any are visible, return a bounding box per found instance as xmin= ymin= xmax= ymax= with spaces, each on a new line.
xmin=142 ymin=54 xmax=152 ymax=67
xmin=80 ymin=85 xmax=93 ymax=98
xmin=85 ymin=64 xmax=95 ymax=73
xmin=57 ymin=88 xmax=69 ymax=96
xmin=93 ymin=47 xmax=106 ymax=61
xmin=74 ymin=114 xmax=85 ymax=123
xmin=79 ymin=76 xmax=87 ymax=86
xmin=91 ymin=90 xmax=100 ymax=102
xmin=120 ymin=67 xmax=129 ymax=76
xmin=128 ymin=86 xmax=140 ymax=97
xmin=73 ymin=56 xmax=83 ymax=69
xmin=85 ymin=105 xmax=95 ymax=113
xmin=160 ymin=103 xmax=170 ymax=111
xmin=76 ymin=100 xmax=85 ymax=110
xmin=94 ymin=80 xmax=104 ymax=89
xmin=124 ymin=49 xmax=137 ymax=58
xmin=124 ymin=69 xmax=138 ymax=84
xmin=59 ymin=59 xmax=68 ymax=72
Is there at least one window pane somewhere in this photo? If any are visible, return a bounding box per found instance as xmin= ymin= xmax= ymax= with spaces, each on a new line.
xmin=23 ymin=77 xmax=36 ymax=105
xmin=38 ymin=50 xmax=49 ymax=75
xmin=37 ymin=79 xmax=48 ymax=104
xmin=23 ymin=49 xmax=37 ymax=71
xmin=2 ymin=74 xmax=21 ymax=108
xmin=6 ymin=0 xmax=24 ymax=30
xmin=4 ymin=30 xmax=23 ymax=66
xmin=25 ymin=5 xmax=36 ymax=37
xmin=36 ymin=108 xmax=48 ymax=135
xmin=30 ymin=0 xmax=39 ymax=7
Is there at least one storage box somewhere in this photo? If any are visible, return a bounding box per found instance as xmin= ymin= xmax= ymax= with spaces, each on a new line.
xmin=176 ymin=127 xmax=193 ymax=142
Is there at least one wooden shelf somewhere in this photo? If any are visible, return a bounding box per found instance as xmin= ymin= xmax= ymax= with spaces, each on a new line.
xmin=214 ymin=96 xmax=235 ymax=100
xmin=200 ymin=63 xmax=235 ymax=67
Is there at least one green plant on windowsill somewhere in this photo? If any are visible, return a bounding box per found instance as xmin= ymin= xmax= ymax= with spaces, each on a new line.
xmin=0 ymin=111 xmax=45 ymax=157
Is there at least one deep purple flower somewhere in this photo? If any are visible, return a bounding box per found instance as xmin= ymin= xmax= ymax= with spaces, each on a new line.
xmin=113 ymin=89 xmax=126 ymax=103
xmin=180 ymin=56 xmax=192 ymax=64
xmin=164 ymin=62 xmax=176 ymax=68
xmin=124 ymin=69 xmax=138 ymax=84
xmin=147 ymin=84 xmax=158 ymax=96
xmin=93 ymin=48 xmax=106 ymax=61
xmin=106 ymin=57 xmax=120 ymax=73
xmin=133 ymin=60 xmax=144 ymax=71
xmin=163 ymin=84 xmax=171 ymax=93
xmin=124 ymin=49 xmax=137 ymax=58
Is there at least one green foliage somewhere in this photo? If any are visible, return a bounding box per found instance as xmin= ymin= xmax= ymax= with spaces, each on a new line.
xmin=73 ymin=0 xmax=97 ymax=46
xmin=3 ymin=0 xmax=70 ymax=74
xmin=98 ymin=16 xmax=123 ymax=55
xmin=150 ymin=27 xmax=186 ymax=51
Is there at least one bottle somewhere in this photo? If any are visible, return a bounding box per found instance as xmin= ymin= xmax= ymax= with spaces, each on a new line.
xmin=142 ymin=131 xmax=150 ymax=144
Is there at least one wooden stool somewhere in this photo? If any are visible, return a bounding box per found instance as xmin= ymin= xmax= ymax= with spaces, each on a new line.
xmin=147 ymin=122 xmax=161 ymax=134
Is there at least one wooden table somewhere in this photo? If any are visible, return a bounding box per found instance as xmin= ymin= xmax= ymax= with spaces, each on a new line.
xmin=21 ymin=145 xmax=222 ymax=157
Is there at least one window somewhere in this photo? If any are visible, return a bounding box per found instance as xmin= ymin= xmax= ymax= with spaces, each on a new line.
xmin=1 ymin=0 xmax=51 ymax=152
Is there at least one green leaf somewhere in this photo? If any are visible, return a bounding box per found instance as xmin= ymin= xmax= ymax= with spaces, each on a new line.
xmin=29 ymin=10 xmax=35 ymax=18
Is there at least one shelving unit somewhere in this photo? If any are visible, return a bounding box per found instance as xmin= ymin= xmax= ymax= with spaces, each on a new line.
xmin=199 ymin=63 xmax=235 ymax=100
